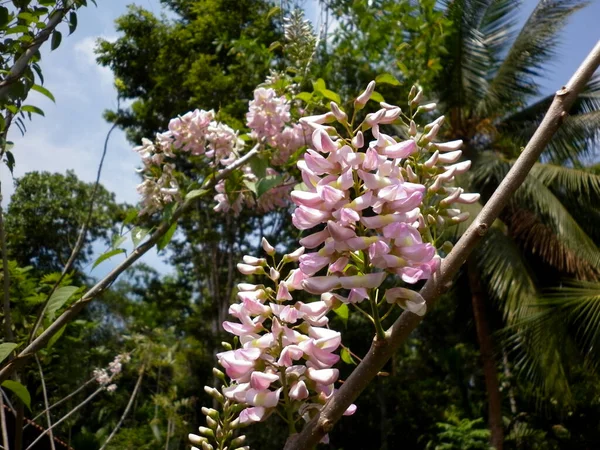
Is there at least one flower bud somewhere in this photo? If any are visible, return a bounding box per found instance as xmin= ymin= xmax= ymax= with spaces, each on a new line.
xmin=242 ymin=255 xmax=266 ymax=266
xmin=198 ymin=426 xmax=214 ymax=438
xmin=237 ymin=264 xmax=265 ymax=275
xmin=355 ymin=80 xmax=376 ymax=108
xmin=212 ymin=367 xmax=225 ymax=381
xmin=352 ymin=131 xmax=364 ymax=149
xmin=409 ymin=120 xmax=417 ymax=136
xmin=261 ymin=237 xmax=275 ymax=255
xmin=283 ymin=246 xmax=305 ymax=262
xmin=221 ymin=341 xmax=232 ymax=350
xmin=201 ymin=441 xmax=214 ymax=450
xmin=330 ymin=101 xmax=347 ymax=122
xmin=202 ymin=406 xmax=220 ymax=419
xmin=417 ymin=102 xmax=436 ymax=112
xmin=206 ymin=416 xmax=218 ymax=429
xmin=189 ymin=434 xmax=207 ymax=446
xmin=230 ymin=435 xmax=247 ymax=447
xmin=269 ymin=267 xmax=280 ymax=281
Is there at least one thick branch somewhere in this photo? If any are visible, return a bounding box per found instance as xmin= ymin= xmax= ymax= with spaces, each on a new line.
xmin=0 ymin=146 xmax=259 ymax=382
xmin=284 ymin=40 xmax=600 ymax=450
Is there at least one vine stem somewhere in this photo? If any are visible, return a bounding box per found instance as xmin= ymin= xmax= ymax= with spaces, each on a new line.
xmin=283 ymin=40 xmax=600 ymax=450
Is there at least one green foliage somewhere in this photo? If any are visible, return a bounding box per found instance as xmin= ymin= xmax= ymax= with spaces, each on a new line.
xmin=5 ymin=170 xmax=124 ymax=274
xmin=427 ymin=412 xmax=492 ymax=450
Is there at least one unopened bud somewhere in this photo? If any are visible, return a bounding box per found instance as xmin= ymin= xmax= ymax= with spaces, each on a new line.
xmin=201 ymin=442 xmax=214 ymax=450
xmin=330 ymin=102 xmax=347 ymax=122
xmin=269 ymin=267 xmax=280 ymax=281
xmin=242 ymin=255 xmax=265 ymax=266
xmin=427 ymin=214 xmax=436 ymax=225
xmin=405 ymin=164 xmax=419 ymax=182
xmin=261 ymin=237 xmax=275 ymax=255
xmin=206 ymin=416 xmax=218 ymax=429
xmin=352 ymin=131 xmax=364 ymax=149
xmin=418 ymin=102 xmax=436 ymax=112
xmin=355 ymin=81 xmax=376 ymax=107
xmin=221 ymin=341 xmax=232 ymax=350
xmin=237 ymin=264 xmax=265 ymax=275
xmin=204 ymin=386 xmax=224 ymax=402
xmin=212 ymin=368 xmax=225 ymax=381
xmin=442 ymin=241 xmax=454 ymax=254
xmin=230 ymin=418 xmax=241 ymax=429
xmin=423 ymin=150 xmax=439 ymax=168
xmin=189 ymin=434 xmax=207 ymax=446
xmin=409 ymin=120 xmax=417 ymax=136
xmin=198 ymin=426 xmax=214 ymax=438
xmin=230 ymin=435 xmax=247 ymax=447
xmin=202 ymin=406 xmax=219 ymax=419
xmin=283 ymin=246 xmax=305 ymax=263
xmin=450 ymin=212 xmax=470 ymax=223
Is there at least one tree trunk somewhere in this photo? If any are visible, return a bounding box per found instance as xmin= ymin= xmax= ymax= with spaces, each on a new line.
xmin=468 ymin=258 xmax=503 ymax=450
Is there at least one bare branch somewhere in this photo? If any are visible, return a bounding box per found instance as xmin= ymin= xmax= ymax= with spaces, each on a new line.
xmin=0 ymin=146 xmax=259 ymax=382
xmin=98 ymin=366 xmax=145 ymax=450
xmin=0 ymin=390 xmax=9 ymax=450
xmin=35 ymin=356 xmax=56 ymax=450
xmin=284 ymin=39 xmax=600 ymax=450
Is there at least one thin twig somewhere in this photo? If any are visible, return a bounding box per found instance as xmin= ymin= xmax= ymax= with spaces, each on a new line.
xmin=283 ymin=40 xmax=600 ymax=450
xmin=0 ymin=183 xmax=13 ymax=343
xmin=28 ymin=122 xmax=118 ymax=343
xmin=35 ymin=356 xmax=56 ymax=450
xmin=0 ymin=146 xmax=259 ymax=383
xmin=25 ymin=383 xmax=107 ymax=450
xmin=0 ymin=391 xmax=8 ymax=450
xmin=98 ymin=366 xmax=145 ymax=450
xmin=24 ymin=377 xmax=95 ymax=430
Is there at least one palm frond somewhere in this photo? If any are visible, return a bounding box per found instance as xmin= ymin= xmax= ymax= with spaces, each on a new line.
xmin=440 ymin=0 xmax=493 ymax=110
xmin=470 ymin=153 xmax=600 ymax=273
xmin=476 ymin=227 xmax=538 ymax=322
xmin=540 ymin=280 xmax=600 ymax=357
xmin=482 ymin=0 xmax=588 ymax=113
xmin=530 ymin=162 xmax=600 ymax=202
xmin=479 ymin=0 xmax=519 ymax=60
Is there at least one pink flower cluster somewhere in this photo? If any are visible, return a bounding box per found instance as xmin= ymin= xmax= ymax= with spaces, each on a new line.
xmin=215 ymin=241 xmax=355 ymax=436
xmin=133 ymin=109 xmax=243 ymax=215
xmin=287 ymin=83 xmax=479 ymax=314
xmin=93 ymin=353 xmax=131 ymax=392
xmin=247 ymin=87 xmax=307 ymax=165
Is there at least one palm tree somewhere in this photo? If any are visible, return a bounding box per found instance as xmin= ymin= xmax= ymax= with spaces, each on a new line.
xmin=434 ymin=0 xmax=600 ymax=448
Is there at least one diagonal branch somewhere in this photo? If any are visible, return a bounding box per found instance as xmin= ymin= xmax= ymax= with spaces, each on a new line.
xmin=0 ymin=145 xmax=260 ymax=383
xmin=0 ymin=1 xmax=75 ymax=101
xmin=283 ymin=39 xmax=600 ymax=450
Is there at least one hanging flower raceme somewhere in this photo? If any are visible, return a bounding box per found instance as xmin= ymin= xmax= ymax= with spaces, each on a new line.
xmin=192 ymin=81 xmax=479 ymax=450
xmin=133 ymin=83 xmax=307 ymax=217
xmin=190 ymin=239 xmax=356 ymax=450
xmin=290 ymin=82 xmax=478 ymax=316
xmin=93 ymin=353 xmax=131 ymax=393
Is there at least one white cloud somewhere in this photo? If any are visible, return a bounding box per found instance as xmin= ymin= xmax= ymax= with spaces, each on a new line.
xmin=74 ymin=35 xmax=117 ymax=89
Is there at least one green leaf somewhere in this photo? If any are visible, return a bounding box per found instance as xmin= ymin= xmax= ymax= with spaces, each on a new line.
xmin=6 ymin=25 xmax=29 ymax=34
xmin=2 ymin=380 xmax=31 ymax=410
xmin=185 ymin=189 xmax=208 ymax=201
xmin=0 ymin=343 xmax=17 ymax=364
xmin=157 ymin=222 xmax=177 ymax=252
xmin=320 ymin=88 xmax=341 ymax=104
xmin=249 ymin=155 xmax=268 ymax=179
xmin=68 ymin=11 xmax=77 ymax=35
xmin=243 ymin=180 xmax=257 ymax=195
xmin=295 ymin=92 xmax=313 ymax=103
xmin=50 ymin=30 xmax=62 ymax=51
xmin=4 ymin=151 xmax=15 ymax=174
xmin=21 ymin=105 xmax=44 ymax=116
xmin=370 ymin=91 xmax=385 ymax=103
xmin=111 ymin=234 xmax=127 ymax=250
xmin=268 ymin=41 xmax=281 ymax=52
xmin=375 ymin=73 xmax=401 ymax=86
xmin=333 ymin=303 xmax=349 ymax=327
xmin=312 ymin=78 xmax=326 ymax=92
xmin=47 ymin=286 xmax=79 ymax=317
xmin=131 ymin=226 xmax=150 ymax=247
xmin=31 ymin=84 xmax=55 ymax=102
xmin=47 ymin=325 xmax=67 ymax=349
xmin=341 ymin=347 xmax=357 ymax=365
xmin=256 ymin=175 xmax=283 ymax=197
xmin=92 ymin=248 xmax=126 ymax=270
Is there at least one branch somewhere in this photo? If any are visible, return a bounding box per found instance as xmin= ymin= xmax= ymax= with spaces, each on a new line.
xmin=0 ymin=146 xmax=259 ymax=383
xmin=35 ymin=356 xmax=56 ymax=450
xmin=0 ymin=391 xmax=8 ymax=450
xmin=0 ymin=184 xmax=13 ymax=343
xmin=283 ymin=39 xmax=600 ymax=450
xmin=28 ymin=122 xmax=118 ymax=343
xmin=0 ymin=1 xmax=74 ymax=101
xmin=24 ymin=376 xmax=95 ymax=429
xmin=98 ymin=366 xmax=145 ymax=450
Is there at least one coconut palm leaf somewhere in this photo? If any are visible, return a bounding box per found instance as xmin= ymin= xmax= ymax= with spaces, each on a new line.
xmin=540 ymin=280 xmax=600 ymax=361
xmin=482 ymin=0 xmax=587 ymax=113
xmin=529 ymin=162 xmax=600 ymax=201
xmin=440 ymin=0 xmax=493 ymax=110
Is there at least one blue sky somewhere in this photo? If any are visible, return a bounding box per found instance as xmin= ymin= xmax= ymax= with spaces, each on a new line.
xmin=1 ymin=0 xmax=598 ymax=277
